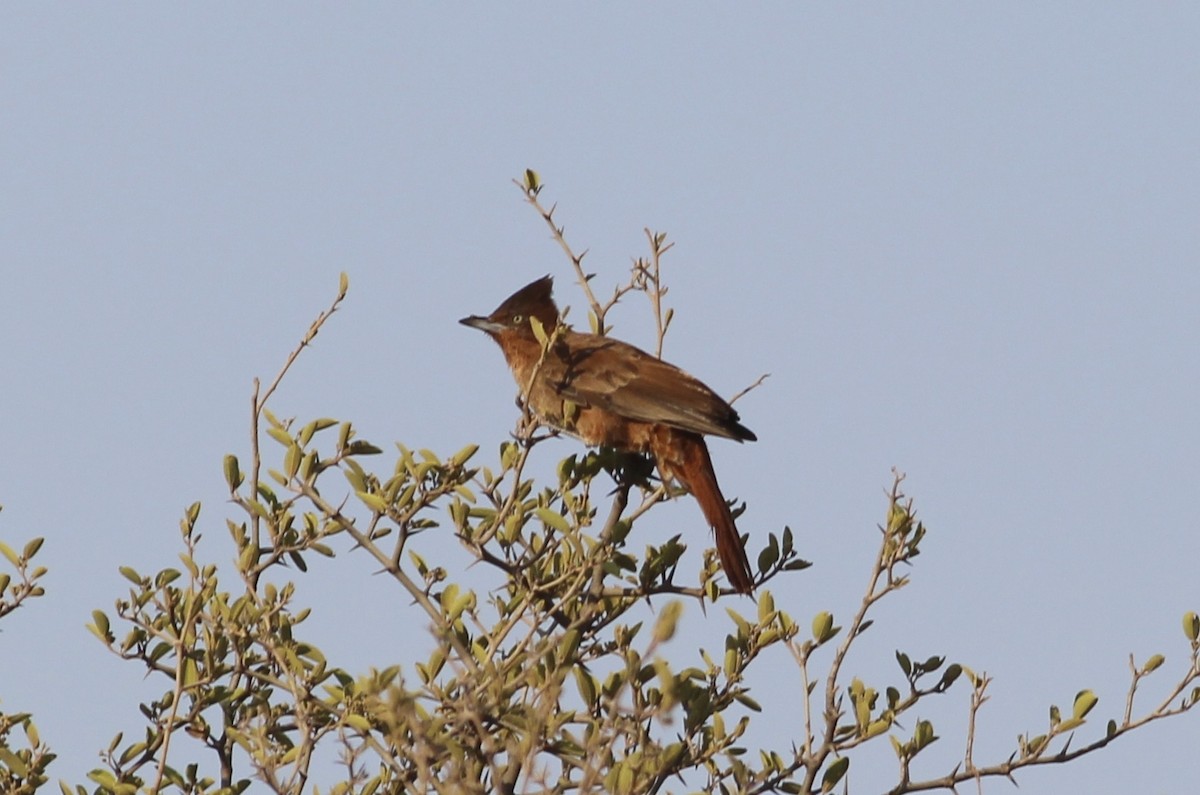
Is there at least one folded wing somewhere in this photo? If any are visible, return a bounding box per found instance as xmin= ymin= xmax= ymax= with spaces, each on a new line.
xmin=550 ymin=332 xmax=756 ymax=442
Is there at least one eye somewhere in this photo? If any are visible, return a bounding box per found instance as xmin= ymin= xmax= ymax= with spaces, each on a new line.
xmin=511 ymin=314 xmax=524 ymax=325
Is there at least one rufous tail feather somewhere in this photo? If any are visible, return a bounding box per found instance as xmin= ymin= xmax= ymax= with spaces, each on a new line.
xmin=661 ymin=433 xmax=755 ymax=593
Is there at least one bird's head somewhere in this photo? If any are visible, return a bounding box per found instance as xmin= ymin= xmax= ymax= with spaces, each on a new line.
xmin=459 ymin=275 xmax=561 ymax=341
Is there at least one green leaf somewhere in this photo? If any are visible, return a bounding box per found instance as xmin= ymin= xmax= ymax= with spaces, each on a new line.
xmin=535 ymin=507 xmax=570 ymax=533
xmin=500 ymin=441 xmax=519 ymax=470
xmin=87 ymin=769 xmax=117 ymax=788
xmin=757 ymin=590 xmax=775 ymax=623
xmin=812 ymin=611 xmax=833 ymax=643
xmin=223 ymin=454 xmax=243 ymax=491
xmin=266 ymin=427 xmax=294 ymax=447
xmin=1 ymin=748 xmax=29 ymax=777
xmin=757 ymin=537 xmax=779 ymax=572
xmin=356 ymin=491 xmax=388 ymax=513
xmin=0 ymin=540 xmax=18 ymax=567
xmin=345 ymin=714 xmax=372 ymax=733
xmin=524 ymin=168 xmax=541 ymax=192
xmin=914 ymin=719 xmax=936 ymax=749
xmin=1142 ymin=654 xmax=1165 ymax=673
xmin=238 ymin=543 xmax=260 ymax=573
xmin=574 ymin=666 xmax=598 ymax=707
xmin=1184 ymin=611 xmax=1199 ymax=642
xmin=90 ymin=611 xmax=110 ymax=637
xmin=726 ymin=608 xmax=752 ymax=639
xmin=284 ymin=443 xmax=301 ymax=479
xmin=938 ymin=663 xmax=962 ymax=691
xmin=654 ymin=601 xmax=684 ymax=643
xmin=529 ymin=315 xmax=548 ymax=346
xmin=864 ymin=718 xmax=891 ymax=739
xmin=22 ymin=537 xmax=44 ymax=558
xmin=155 ymin=569 xmax=181 ymax=588
xmin=1072 ymin=689 xmax=1098 ymax=720
xmin=450 ymin=443 xmax=479 ymax=467
xmin=820 ymin=757 xmax=849 ymax=792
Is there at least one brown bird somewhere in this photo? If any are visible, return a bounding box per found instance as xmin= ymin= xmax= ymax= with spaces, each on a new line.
xmin=460 ymin=276 xmax=756 ymax=593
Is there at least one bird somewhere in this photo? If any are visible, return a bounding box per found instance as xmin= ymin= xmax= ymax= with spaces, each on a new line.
xmin=460 ymin=275 xmax=756 ymax=593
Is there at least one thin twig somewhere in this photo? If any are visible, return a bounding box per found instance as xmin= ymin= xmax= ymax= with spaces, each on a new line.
xmin=729 ymin=373 xmax=770 ymax=406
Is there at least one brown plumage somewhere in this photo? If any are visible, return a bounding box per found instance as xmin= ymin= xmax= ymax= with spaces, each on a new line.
xmin=460 ymin=276 xmax=756 ymax=593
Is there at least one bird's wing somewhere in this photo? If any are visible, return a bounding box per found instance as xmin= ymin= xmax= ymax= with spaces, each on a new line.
xmin=548 ymin=332 xmax=755 ymax=442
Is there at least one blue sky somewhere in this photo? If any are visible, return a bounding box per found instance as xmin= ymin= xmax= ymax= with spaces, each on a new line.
xmin=2 ymin=5 xmax=1198 ymax=792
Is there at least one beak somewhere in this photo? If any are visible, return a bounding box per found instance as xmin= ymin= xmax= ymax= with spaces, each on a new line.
xmin=459 ymin=315 xmax=504 ymax=333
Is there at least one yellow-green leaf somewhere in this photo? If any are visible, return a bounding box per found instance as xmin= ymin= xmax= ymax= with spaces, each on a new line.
xmin=1072 ymin=689 xmax=1098 ymax=720
xmin=357 ymin=491 xmax=388 ymax=513
xmin=535 ymin=507 xmax=570 ymax=533
xmin=821 ymin=757 xmax=849 ymax=792
xmin=223 ymin=454 xmax=243 ymax=491
xmin=812 ymin=611 xmax=833 ymax=642
xmin=1184 ymin=611 xmax=1200 ymax=641
xmin=654 ymin=601 xmax=684 ymax=643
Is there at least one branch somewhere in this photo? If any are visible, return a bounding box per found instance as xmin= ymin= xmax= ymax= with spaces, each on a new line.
xmin=247 ymin=273 xmax=349 ymax=576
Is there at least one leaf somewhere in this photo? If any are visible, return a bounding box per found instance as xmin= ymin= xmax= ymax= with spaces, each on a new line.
xmin=450 ymin=443 xmax=479 ymax=467
xmin=812 ymin=611 xmax=833 ymax=643
xmin=223 ymin=454 xmax=243 ymax=491
xmin=574 ymin=666 xmax=598 ymax=707
xmin=88 ymin=611 xmax=111 ymax=643
xmin=0 ymin=748 xmax=29 ymax=777
xmin=1072 ymin=689 xmax=1098 ymax=720
xmin=820 ymin=756 xmax=849 ymax=792
xmin=914 ymin=719 xmax=937 ymax=749
xmin=535 ymin=507 xmax=570 ymax=533
xmin=727 ymin=608 xmax=752 ymax=639
xmin=356 ymin=491 xmax=388 ymax=513
xmin=266 ymin=427 xmax=294 ymax=447
xmin=1184 ymin=611 xmax=1200 ymax=642
xmin=938 ymin=663 xmax=962 ymax=691
xmin=524 ymin=168 xmax=541 ymax=192
xmin=345 ymin=714 xmax=372 ymax=733
xmin=1142 ymin=654 xmax=1165 ymax=673
xmin=864 ymin=718 xmax=891 ymax=739
xmin=22 ymin=537 xmax=44 ymax=559
xmin=529 ymin=315 xmax=548 ymax=346
xmin=757 ymin=591 xmax=775 ymax=623
xmin=654 ymin=601 xmax=684 ymax=643
xmin=757 ymin=537 xmax=779 ymax=572
xmin=284 ymin=443 xmax=301 ymax=479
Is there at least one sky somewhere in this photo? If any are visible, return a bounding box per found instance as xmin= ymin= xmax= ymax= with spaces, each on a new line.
xmin=2 ymin=4 xmax=1198 ymax=793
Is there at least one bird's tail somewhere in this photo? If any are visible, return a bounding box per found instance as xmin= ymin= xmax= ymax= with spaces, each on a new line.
xmin=655 ymin=431 xmax=755 ymax=594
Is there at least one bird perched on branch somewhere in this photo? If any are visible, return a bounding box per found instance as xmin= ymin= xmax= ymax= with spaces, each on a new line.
xmin=460 ymin=276 xmax=756 ymax=593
